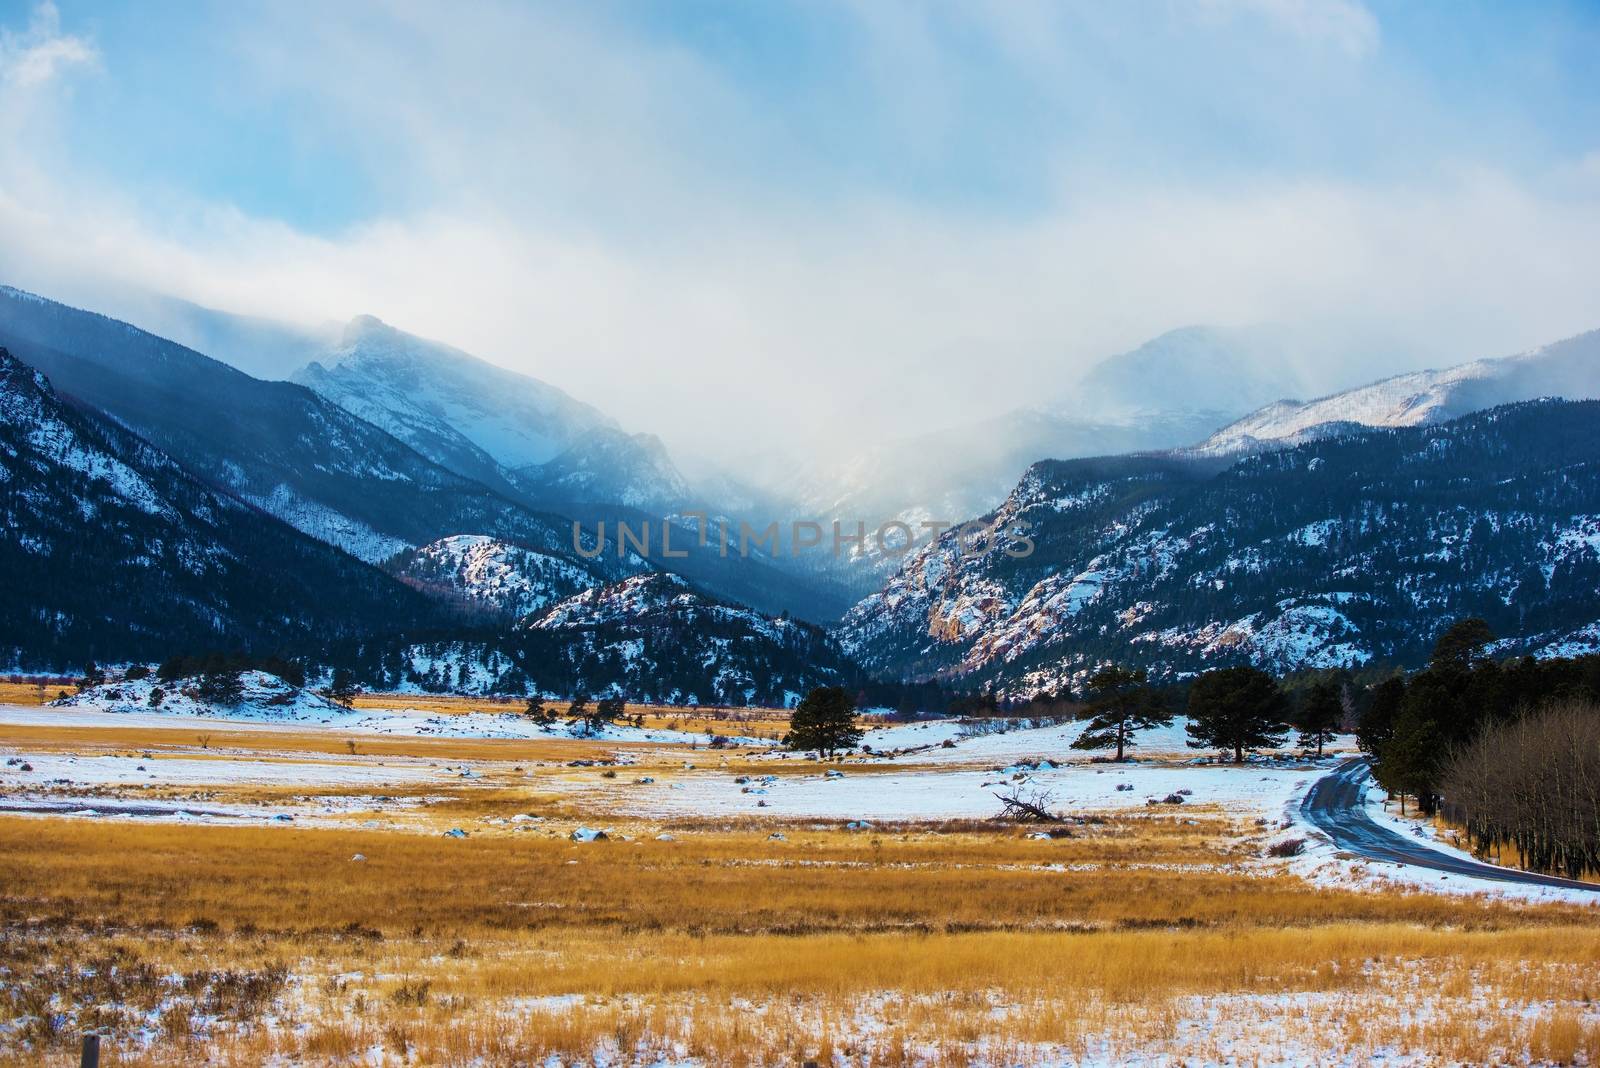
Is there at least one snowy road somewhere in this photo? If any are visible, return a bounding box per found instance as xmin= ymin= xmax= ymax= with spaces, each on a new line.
xmin=1300 ymin=758 xmax=1600 ymax=893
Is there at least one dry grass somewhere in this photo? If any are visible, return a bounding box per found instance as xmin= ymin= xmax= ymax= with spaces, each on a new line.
xmin=4 ymin=811 xmax=1600 ymax=1065
xmin=3 ymin=710 xmax=1598 ymax=1065
xmin=0 ymin=682 xmax=60 ymax=706
xmin=0 ymin=720 xmax=642 ymax=762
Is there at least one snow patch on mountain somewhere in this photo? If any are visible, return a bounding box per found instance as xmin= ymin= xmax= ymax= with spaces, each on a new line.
xmin=390 ymin=535 xmax=597 ymax=618
xmin=1200 ymin=328 xmax=1600 ymax=454
xmin=299 ymin=315 xmax=615 ymax=469
xmin=243 ymin=484 xmax=410 ymax=563
xmin=0 ymin=357 xmax=168 ymax=518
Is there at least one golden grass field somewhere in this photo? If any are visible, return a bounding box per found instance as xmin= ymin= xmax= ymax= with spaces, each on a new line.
xmin=4 ymin=709 xmax=1600 ymax=1065
xmin=0 ymin=682 xmax=60 ymax=707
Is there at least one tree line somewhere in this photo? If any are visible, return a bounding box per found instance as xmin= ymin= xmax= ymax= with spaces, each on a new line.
xmin=1353 ymin=618 xmax=1600 ymax=879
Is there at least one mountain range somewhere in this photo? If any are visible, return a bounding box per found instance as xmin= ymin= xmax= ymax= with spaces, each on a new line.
xmin=1198 ymin=329 xmax=1600 ymax=454
xmin=6 ymin=279 xmax=1600 ymax=701
xmin=788 ymin=325 xmax=1331 ymax=586
xmin=0 ymin=345 xmax=446 ymax=668
xmin=839 ymin=397 xmax=1600 ymax=695
xmin=293 ymin=315 xmax=692 ymax=512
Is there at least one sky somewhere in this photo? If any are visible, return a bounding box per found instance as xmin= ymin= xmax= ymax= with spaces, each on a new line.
xmin=1 ymin=0 xmax=1598 ymax=465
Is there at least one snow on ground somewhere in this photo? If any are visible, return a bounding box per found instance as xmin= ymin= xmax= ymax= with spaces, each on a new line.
xmin=556 ymin=759 xmax=1327 ymax=822
xmin=0 ymin=750 xmax=446 ymax=788
xmin=63 ymin=672 xmax=345 ymax=722
xmin=862 ymin=716 xmax=1357 ymax=766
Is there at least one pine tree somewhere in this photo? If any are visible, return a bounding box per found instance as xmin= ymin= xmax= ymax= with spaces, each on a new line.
xmin=1357 ymin=676 xmax=1405 ymax=758
xmin=79 ymin=660 xmax=104 ymax=690
xmin=1375 ymin=704 xmax=1439 ymax=816
xmin=1296 ymin=679 xmax=1342 ymax=758
xmin=1070 ymin=665 xmax=1170 ymax=761
xmin=524 ymin=694 xmax=552 ymax=727
xmin=591 ymin=695 xmax=627 ymax=733
xmin=785 ymin=686 xmax=862 ymax=758
xmin=197 ymin=668 xmax=245 ymax=706
xmin=1429 ymin=618 xmax=1495 ymax=672
xmin=326 ymin=667 xmax=359 ymax=709
xmin=1185 ymin=666 xmax=1289 ymax=764
xmin=566 ymin=692 xmax=591 ymax=734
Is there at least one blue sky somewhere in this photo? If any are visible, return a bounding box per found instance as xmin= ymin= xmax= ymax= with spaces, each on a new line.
xmin=26 ymin=1 xmax=1600 ymax=231
xmin=1 ymin=0 xmax=1598 ymax=446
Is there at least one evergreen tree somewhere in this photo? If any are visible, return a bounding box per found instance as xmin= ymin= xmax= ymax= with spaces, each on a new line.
xmin=523 ymin=694 xmax=552 ymax=727
xmin=1185 ymin=666 xmax=1290 ymax=764
xmin=1296 ymin=679 xmax=1343 ymax=758
xmin=197 ymin=668 xmax=244 ymax=706
xmin=1429 ymin=618 xmax=1496 ymax=672
xmin=566 ymin=692 xmax=591 ymax=733
xmin=326 ymin=667 xmax=359 ymax=709
xmin=79 ymin=660 xmax=104 ymax=690
xmin=1375 ymin=702 xmax=1439 ymax=816
xmin=1070 ymin=665 xmax=1170 ymax=761
xmin=1356 ymin=675 xmax=1405 ymax=758
xmin=786 ymin=686 xmax=862 ymax=758
xmin=591 ymin=695 xmax=627 ymax=733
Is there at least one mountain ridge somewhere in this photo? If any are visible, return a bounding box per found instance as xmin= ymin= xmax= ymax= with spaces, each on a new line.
xmin=837 ymin=398 xmax=1600 ymax=695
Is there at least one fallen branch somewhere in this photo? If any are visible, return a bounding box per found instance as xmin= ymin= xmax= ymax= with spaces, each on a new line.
xmin=993 ymin=786 xmax=1063 ymax=823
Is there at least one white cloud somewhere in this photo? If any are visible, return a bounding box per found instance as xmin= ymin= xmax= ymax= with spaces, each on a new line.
xmin=1193 ymin=0 xmax=1380 ymax=57
xmin=0 ymin=2 xmax=95 ymax=90
xmin=1 ymin=0 xmax=1596 ymax=478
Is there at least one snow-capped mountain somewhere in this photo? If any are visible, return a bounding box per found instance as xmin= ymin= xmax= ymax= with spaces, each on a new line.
xmin=387 ymin=534 xmax=601 ymax=619
xmin=0 ymin=287 xmax=610 ymax=566
xmin=791 ymin=326 xmax=1316 ymax=586
xmin=1199 ymin=329 xmax=1600 ymax=454
xmin=294 ymin=315 xmax=690 ymax=512
xmin=515 ymin=572 xmax=856 ymax=705
xmin=532 ymin=427 xmax=690 ymax=510
xmin=838 ymin=399 xmax=1600 ymax=695
xmin=0 ymin=346 xmax=446 ymax=670
xmin=1060 ymin=324 xmax=1313 ymax=421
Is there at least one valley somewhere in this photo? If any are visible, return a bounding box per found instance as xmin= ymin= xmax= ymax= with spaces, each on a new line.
xmin=5 ymin=692 xmax=1599 ymax=1066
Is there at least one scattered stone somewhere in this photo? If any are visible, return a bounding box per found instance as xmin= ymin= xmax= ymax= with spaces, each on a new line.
xmin=571 ymin=827 xmax=608 ymax=842
xmin=351 ymin=854 xmax=366 ymax=862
